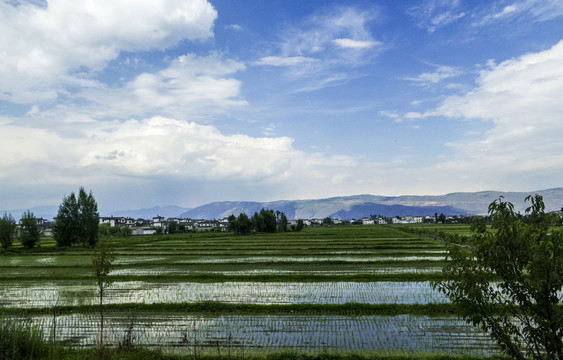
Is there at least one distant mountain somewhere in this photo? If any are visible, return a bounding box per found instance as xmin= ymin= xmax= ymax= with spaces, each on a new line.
xmin=179 ymin=188 xmax=563 ymax=220
xmin=0 ymin=205 xmax=191 ymax=221
xmin=4 ymin=188 xmax=563 ymax=221
xmin=330 ymin=203 xmax=466 ymax=219
xmin=0 ymin=206 xmax=60 ymax=221
xmin=102 ymin=205 xmax=191 ymax=219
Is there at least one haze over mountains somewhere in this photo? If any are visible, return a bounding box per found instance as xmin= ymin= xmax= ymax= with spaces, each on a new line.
xmin=4 ymin=189 xmax=563 ymax=221
xmin=177 ymin=188 xmax=563 ymax=220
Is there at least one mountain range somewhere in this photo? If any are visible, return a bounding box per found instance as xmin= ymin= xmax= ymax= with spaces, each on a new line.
xmin=3 ymin=188 xmax=563 ymax=221
xmin=177 ymin=188 xmax=563 ymax=220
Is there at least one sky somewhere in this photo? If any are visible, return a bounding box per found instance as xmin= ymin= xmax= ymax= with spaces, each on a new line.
xmin=1 ymin=0 xmax=562 ymax=212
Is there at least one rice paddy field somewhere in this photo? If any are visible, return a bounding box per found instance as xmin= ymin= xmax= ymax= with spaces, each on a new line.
xmin=0 ymin=225 xmax=500 ymax=357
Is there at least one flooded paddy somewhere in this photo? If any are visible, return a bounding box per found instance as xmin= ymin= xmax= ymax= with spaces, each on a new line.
xmin=0 ymin=225 xmax=498 ymax=356
xmin=0 ymin=281 xmax=449 ymax=308
xmin=10 ymin=313 xmax=497 ymax=356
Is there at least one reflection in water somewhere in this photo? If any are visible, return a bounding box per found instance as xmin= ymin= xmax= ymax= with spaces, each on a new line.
xmin=0 ymin=281 xmax=448 ymax=308
xmin=7 ymin=313 xmax=498 ymax=356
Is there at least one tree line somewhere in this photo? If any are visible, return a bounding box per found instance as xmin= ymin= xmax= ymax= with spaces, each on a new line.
xmin=0 ymin=187 xmax=100 ymax=250
xmin=227 ymin=208 xmax=304 ymax=235
xmin=0 ymin=210 xmax=42 ymax=250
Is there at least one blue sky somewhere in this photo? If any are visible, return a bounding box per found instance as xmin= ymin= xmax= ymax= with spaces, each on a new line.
xmin=1 ymin=0 xmax=562 ymax=212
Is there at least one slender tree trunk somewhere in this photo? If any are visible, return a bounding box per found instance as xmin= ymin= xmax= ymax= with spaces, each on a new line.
xmin=99 ymin=286 xmax=104 ymax=350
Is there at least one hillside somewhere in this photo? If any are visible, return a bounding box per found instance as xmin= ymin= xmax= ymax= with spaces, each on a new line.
xmin=4 ymin=188 xmax=562 ymax=221
xmin=178 ymin=188 xmax=563 ymax=220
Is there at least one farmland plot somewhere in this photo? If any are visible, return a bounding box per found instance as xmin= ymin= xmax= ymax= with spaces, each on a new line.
xmin=8 ymin=313 xmax=497 ymax=356
xmin=0 ymin=281 xmax=449 ymax=308
xmin=0 ymin=225 xmax=500 ymax=356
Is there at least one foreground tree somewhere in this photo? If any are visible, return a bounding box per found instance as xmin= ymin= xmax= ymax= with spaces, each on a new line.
xmin=433 ymin=195 xmax=562 ymax=360
xmin=19 ymin=210 xmax=41 ymax=249
xmin=91 ymin=238 xmax=115 ymax=352
xmin=0 ymin=213 xmax=16 ymax=250
xmin=52 ymin=187 xmax=99 ymax=247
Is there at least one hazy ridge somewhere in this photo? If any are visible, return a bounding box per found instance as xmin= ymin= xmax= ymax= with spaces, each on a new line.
xmin=3 ymin=188 xmax=562 ymax=221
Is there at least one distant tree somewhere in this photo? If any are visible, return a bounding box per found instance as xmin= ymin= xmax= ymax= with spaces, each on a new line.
xmin=438 ymin=213 xmax=446 ymax=224
xmin=296 ymin=219 xmax=305 ymax=232
xmin=250 ymin=212 xmax=264 ymax=232
xmin=237 ymin=212 xmax=251 ymax=234
xmin=53 ymin=187 xmax=99 ymax=247
xmin=168 ymin=220 xmax=179 ymax=234
xmin=19 ymin=210 xmax=41 ymax=249
xmin=433 ymin=195 xmax=563 ymax=360
xmin=78 ymin=188 xmax=99 ymax=247
xmin=0 ymin=213 xmax=16 ymax=250
xmin=92 ymin=238 xmax=115 ymax=352
xmin=277 ymin=212 xmax=288 ymax=232
xmin=227 ymin=214 xmax=239 ymax=232
xmin=322 ymin=217 xmax=333 ymax=226
xmin=228 ymin=213 xmax=252 ymax=235
xmin=118 ymin=226 xmax=132 ymax=237
xmin=261 ymin=209 xmax=277 ymax=233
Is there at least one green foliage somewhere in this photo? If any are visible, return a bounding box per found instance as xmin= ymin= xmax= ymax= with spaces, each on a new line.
xmin=228 ymin=212 xmax=252 ymax=234
xmin=92 ymin=237 xmax=115 ymax=349
xmin=53 ymin=187 xmax=99 ymax=247
xmin=229 ymin=209 xmax=291 ymax=234
xmin=296 ymin=219 xmax=305 ymax=232
xmin=253 ymin=209 xmax=276 ymax=233
xmin=438 ymin=213 xmax=446 ymax=224
xmin=0 ymin=212 xmax=16 ymax=250
xmin=99 ymin=224 xmax=132 ymax=237
xmin=277 ymin=211 xmax=288 ymax=232
xmin=433 ymin=195 xmax=563 ymax=360
xmin=167 ymin=220 xmax=179 ymax=234
xmin=19 ymin=210 xmax=41 ymax=249
xmin=0 ymin=318 xmax=48 ymax=359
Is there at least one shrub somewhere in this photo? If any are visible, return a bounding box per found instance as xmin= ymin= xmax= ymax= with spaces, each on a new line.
xmin=0 ymin=318 xmax=48 ymax=359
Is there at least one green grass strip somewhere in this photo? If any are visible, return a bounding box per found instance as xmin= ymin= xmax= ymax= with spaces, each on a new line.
xmin=0 ymin=301 xmax=460 ymax=317
xmin=0 ymin=273 xmax=446 ymax=282
xmin=35 ymin=346 xmax=506 ymax=360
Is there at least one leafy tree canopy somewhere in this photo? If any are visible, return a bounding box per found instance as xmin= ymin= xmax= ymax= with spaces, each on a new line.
xmin=0 ymin=212 xmax=16 ymax=250
xmin=19 ymin=210 xmax=41 ymax=249
xmin=433 ymin=195 xmax=563 ymax=360
xmin=53 ymin=187 xmax=99 ymax=247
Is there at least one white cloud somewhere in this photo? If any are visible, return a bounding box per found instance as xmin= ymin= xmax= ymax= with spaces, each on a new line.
xmin=77 ymin=53 xmax=247 ymax=120
xmin=281 ymin=7 xmax=379 ymax=58
xmin=476 ymin=0 xmax=563 ymax=26
xmin=254 ymin=56 xmax=316 ymax=67
xmin=332 ymin=38 xmax=381 ymax=49
xmin=225 ymin=24 xmax=242 ymax=31
xmin=0 ymin=114 xmax=397 ymax=208
xmin=409 ymin=0 xmax=466 ymax=33
xmin=0 ymin=0 xmax=217 ymax=103
xmin=406 ymin=65 xmax=463 ymax=85
xmin=258 ymin=6 xmax=382 ymax=90
xmin=429 ymin=39 xmax=563 ymax=189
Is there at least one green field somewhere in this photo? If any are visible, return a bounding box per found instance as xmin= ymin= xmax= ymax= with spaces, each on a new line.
xmin=0 ymin=225 xmax=500 ymax=358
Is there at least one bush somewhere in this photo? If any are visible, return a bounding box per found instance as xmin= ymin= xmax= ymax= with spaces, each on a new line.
xmin=0 ymin=318 xmax=48 ymax=359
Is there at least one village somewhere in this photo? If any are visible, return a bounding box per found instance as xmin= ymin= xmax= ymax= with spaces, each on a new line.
xmin=23 ymin=213 xmax=472 ymax=237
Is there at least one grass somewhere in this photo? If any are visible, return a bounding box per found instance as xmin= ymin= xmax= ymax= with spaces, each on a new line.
xmin=10 ymin=347 xmax=506 ymax=360
xmin=0 ymin=318 xmax=49 ymax=359
xmin=0 ymin=302 xmax=462 ymax=317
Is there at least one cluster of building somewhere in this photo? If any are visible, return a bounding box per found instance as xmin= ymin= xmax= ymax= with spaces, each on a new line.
xmin=26 ymin=214 xmax=476 ymax=237
xmin=98 ymin=215 xmax=230 ymax=235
